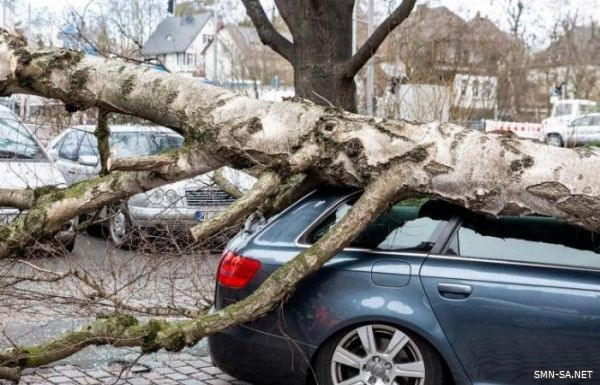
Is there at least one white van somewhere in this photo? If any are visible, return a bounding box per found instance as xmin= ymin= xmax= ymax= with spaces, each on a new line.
xmin=0 ymin=105 xmax=74 ymax=250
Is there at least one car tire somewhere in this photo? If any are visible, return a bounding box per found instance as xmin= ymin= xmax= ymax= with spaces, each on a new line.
xmin=547 ymin=134 xmax=563 ymax=147
xmin=107 ymin=204 xmax=135 ymax=249
xmin=314 ymin=324 xmax=445 ymax=385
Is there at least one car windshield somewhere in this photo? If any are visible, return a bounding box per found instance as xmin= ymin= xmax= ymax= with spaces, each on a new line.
xmin=581 ymin=104 xmax=599 ymax=114
xmin=0 ymin=115 xmax=44 ymax=159
xmin=109 ymin=131 xmax=183 ymax=158
xmin=553 ymin=103 xmax=573 ymax=117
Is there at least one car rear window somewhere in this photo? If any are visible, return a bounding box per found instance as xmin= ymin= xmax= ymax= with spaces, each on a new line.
xmin=451 ymin=215 xmax=600 ymax=269
xmin=306 ymin=198 xmax=443 ymax=252
xmin=109 ymin=132 xmax=183 ymax=158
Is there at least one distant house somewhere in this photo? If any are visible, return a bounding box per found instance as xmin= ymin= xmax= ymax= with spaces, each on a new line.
xmin=143 ymin=13 xmax=294 ymax=99
xmin=203 ymin=24 xmax=293 ymax=95
xmin=142 ymin=13 xmax=293 ymax=100
xmin=529 ymin=25 xmax=600 ymax=102
xmin=372 ymin=5 xmax=521 ymax=120
xmin=141 ymin=13 xmax=216 ymax=76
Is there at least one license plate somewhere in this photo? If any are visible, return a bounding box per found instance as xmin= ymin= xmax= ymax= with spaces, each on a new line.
xmin=194 ymin=211 xmax=205 ymax=222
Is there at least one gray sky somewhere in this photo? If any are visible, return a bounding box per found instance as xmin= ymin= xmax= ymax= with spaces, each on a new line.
xmin=23 ymin=0 xmax=600 ymax=49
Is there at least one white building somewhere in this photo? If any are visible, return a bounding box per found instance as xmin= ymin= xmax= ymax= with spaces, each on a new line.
xmin=453 ymin=74 xmax=498 ymax=111
xmin=141 ymin=13 xmax=216 ymax=76
xmin=143 ymin=15 xmax=294 ymax=99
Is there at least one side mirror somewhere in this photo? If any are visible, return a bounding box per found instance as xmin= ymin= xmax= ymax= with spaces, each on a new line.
xmin=78 ymin=154 xmax=99 ymax=167
xmin=47 ymin=148 xmax=59 ymax=161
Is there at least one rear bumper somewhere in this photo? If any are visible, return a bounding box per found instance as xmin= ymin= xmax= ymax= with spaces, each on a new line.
xmin=209 ymin=324 xmax=315 ymax=385
xmin=128 ymin=205 xmax=226 ymax=228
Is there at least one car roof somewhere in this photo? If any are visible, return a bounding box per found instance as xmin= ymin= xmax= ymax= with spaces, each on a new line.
xmin=70 ymin=124 xmax=180 ymax=135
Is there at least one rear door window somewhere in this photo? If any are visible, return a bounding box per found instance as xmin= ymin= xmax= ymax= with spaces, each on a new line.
xmin=79 ymin=132 xmax=99 ymax=156
xmin=109 ymin=132 xmax=183 ymax=158
xmin=306 ymin=198 xmax=445 ymax=252
xmin=452 ymin=215 xmax=600 ymax=269
xmin=58 ymin=131 xmax=84 ymax=161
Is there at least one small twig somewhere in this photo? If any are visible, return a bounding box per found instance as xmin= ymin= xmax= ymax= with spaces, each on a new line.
xmin=312 ymin=91 xmax=335 ymax=107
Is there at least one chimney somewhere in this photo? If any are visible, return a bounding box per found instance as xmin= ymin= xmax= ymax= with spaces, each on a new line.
xmin=167 ymin=0 xmax=175 ymax=14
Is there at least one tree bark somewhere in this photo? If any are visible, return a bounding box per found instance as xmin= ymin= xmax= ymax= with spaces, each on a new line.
xmin=241 ymin=0 xmax=418 ymax=112
xmin=284 ymin=0 xmax=357 ymax=111
xmin=2 ymin=31 xmax=600 ymax=243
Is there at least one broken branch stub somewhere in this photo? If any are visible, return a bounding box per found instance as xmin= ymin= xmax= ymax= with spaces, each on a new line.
xmin=190 ymin=171 xmax=282 ymax=241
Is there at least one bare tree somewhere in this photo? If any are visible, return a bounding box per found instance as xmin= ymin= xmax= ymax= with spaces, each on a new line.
xmin=241 ymin=0 xmax=417 ymax=112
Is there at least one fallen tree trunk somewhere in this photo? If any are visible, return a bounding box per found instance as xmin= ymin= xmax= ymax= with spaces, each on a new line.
xmin=2 ymin=30 xmax=600 ymax=381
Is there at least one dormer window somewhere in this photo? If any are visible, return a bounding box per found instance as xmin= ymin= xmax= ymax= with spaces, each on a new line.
xmin=166 ymin=34 xmax=173 ymax=41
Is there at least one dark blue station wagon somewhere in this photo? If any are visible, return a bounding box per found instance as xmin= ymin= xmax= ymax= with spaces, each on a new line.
xmin=209 ymin=189 xmax=600 ymax=385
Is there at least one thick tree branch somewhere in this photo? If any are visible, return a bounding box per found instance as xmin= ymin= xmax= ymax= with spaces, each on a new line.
xmin=241 ymin=0 xmax=294 ymax=62
xmin=108 ymin=154 xmax=178 ymax=172
xmin=95 ymin=109 xmax=110 ymax=175
xmin=340 ymin=0 xmax=417 ymax=77
xmin=213 ymin=168 xmax=243 ymax=199
xmin=190 ymin=171 xmax=281 ymax=241
xmin=1 ymin=167 xmax=405 ymax=380
xmin=0 ymin=189 xmax=35 ymax=210
xmin=260 ymin=173 xmax=317 ymax=217
xmin=0 ymin=148 xmax=225 ymax=258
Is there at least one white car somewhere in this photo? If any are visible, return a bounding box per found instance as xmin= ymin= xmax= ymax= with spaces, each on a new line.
xmin=544 ymin=113 xmax=600 ymax=147
xmin=543 ymin=99 xmax=598 ymax=146
xmin=47 ymin=125 xmax=253 ymax=246
xmin=0 ymin=105 xmax=74 ymax=250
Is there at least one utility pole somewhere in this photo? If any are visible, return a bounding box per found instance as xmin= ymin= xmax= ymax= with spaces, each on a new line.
xmin=352 ymin=1 xmax=357 ymax=55
xmin=27 ymin=3 xmax=31 ymax=43
xmin=366 ymin=0 xmax=374 ymax=115
xmin=212 ymin=7 xmax=218 ymax=85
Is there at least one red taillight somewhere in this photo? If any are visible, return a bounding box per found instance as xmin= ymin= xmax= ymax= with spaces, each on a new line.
xmin=217 ymin=251 xmax=261 ymax=289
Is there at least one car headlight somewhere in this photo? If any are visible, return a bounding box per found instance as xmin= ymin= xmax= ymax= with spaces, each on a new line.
xmin=146 ymin=189 xmax=165 ymax=206
xmin=165 ymin=189 xmax=182 ymax=205
xmin=128 ymin=193 xmax=148 ymax=207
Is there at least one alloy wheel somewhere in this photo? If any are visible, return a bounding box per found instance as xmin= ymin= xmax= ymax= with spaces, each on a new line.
xmin=331 ymin=324 xmax=425 ymax=385
xmin=547 ymin=134 xmax=563 ymax=147
xmin=109 ymin=209 xmax=128 ymax=245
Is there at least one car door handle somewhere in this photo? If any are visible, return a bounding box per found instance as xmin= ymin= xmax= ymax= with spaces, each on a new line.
xmin=437 ymin=283 xmax=472 ymax=299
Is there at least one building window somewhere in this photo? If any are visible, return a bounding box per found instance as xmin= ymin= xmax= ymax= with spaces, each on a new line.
xmin=472 ymin=79 xmax=480 ymax=98
xmin=203 ymin=34 xmax=213 ymax=44
xmin=186 ymin=53 xmax=195 ymax=66
xmin=482 ymin=80 xmax=493 ymax=100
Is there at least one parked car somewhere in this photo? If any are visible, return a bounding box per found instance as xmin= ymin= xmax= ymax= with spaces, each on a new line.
xmin=542 ymin=99 xmax=598 ymax=146
xmin=0 ymin=105 xmax=75 ymax=250
xmin=544 ymin=112 xmax=600 ymax=147
xmin=47 ymin=125 xmax=253 ymax=246
xmin=209 ymin=189 xmax=600 ymax=385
